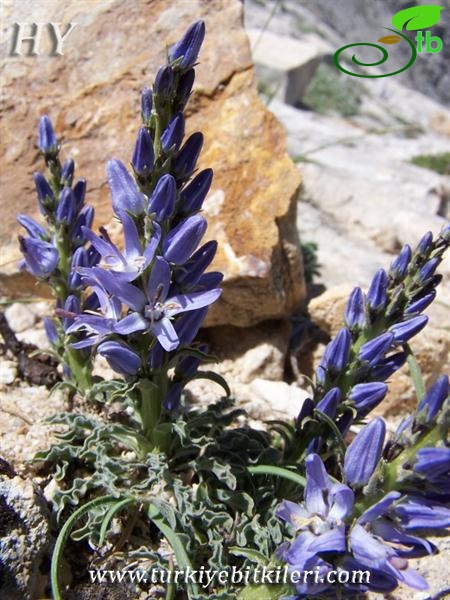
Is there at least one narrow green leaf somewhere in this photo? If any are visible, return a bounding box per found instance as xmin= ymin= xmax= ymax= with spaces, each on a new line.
xmin=404 ymin=342 xmax=426 ymax=401
xmin=228 ymin=546 xmax=268 ymax=565
xmin=99 ymin=497 xmax=136 ymax=546
xmin=247 ymin=465 xmax=306 ymax=487
xmin=184 ymin=370 xmax=231 ymax=397
xmin=51 ymin=495 xmax=117 ymax=600
xmin=147 ymin=503 xmax=200 ymax=599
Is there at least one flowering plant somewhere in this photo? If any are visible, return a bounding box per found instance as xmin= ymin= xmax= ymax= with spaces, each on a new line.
xmin=17 ymin=20 xmax=449 ymax=600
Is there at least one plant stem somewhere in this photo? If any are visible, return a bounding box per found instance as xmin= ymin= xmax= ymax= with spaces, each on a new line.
xmin=404 ymin=342 xmax=426 ymax=401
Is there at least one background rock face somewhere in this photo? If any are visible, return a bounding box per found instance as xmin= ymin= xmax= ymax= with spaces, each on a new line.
xmin=0 ymin=0 xmax=305 ymax=327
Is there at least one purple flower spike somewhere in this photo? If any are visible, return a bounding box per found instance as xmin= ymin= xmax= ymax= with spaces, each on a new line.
xmin=107 ymin=159 xmax=145 ymax=215
xmin=316 ymin=387 xmax=341 ymax=418
xmin=56 ymin=187 xmax=77 ymax=224
xmin=367 ymin=269 xmax=388 ymax=312
xmin=141 ymin=87 xmax=153 ymax=122
xmin=389 ymin=245 xmax=411 ymax=279
xmin=38 ymin=115 xmax=57 ymax=154
xmin=19 ymin=236 xmax=59 ymax=278
xmin=349 ymin=382 xmax=388 ymax=416
xmin=97 ymin=341 xmax=141 ymax=376
xmin=148 ymin=174 xmax=177 ymax=221
xmin=169 ymin=20 xmax=206 ymax=70
xmin=163 ymin=214 xmax=207 ymax=264
xmin=389 ymin=315 xmax=428 ymax=343
xmin=344 ymin=418 xmax=386 ymax=487
xmin=154 ymin=65 xmax=174 ymax=97
xmin=180 ymin=168 xmax=213 ymax=214
xmin=33 ymin=172 xmax=55 ymax=214
xmin=173 ymin=132 xmax=204 ymax=180
xmin=358 ymin=332 xmax=393 ymax=366
xmin=161 ymin=112 xmax=185 ymax=152
xmin=132 ymin=128 xmax=154 ymax=176
xmin=345 ymin=287 xmax=366 ymax=330
xmin=417 ymin=375 xmax=449 ymax=421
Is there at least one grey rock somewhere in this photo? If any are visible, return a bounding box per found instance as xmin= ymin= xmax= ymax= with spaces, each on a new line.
xmin=4 ymin=303 xmax=36 ymax=333
xmin=0 ymin=474 xmax=51 ymax=600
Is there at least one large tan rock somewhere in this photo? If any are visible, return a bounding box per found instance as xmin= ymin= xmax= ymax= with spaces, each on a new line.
xmin=0 ymin=0 xmax=304 ymax=327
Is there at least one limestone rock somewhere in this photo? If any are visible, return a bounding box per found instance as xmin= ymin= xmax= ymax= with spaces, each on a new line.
xmin=247 ymin=29 xmax=332 ymax=106
xmin=4 ymin=303 xmax=36 ymax=333
xmin=0 ymin=360 xmax=17 ymax=385
xmin=0 ymin=474 xmax=51 ymax=600
xmin=250 ymin=378 xmax=309 ymax=418
xmin=0 ymin=0 xmax=305 ymax=327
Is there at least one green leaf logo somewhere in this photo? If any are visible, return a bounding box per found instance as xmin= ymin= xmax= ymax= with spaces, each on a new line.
xmin=392 ymin=5 xmax=444 ymax=31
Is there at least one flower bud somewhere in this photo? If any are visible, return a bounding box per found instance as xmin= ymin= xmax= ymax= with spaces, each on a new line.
xmin=405 ymin=291 xmax=436 ymax=315
xmin=316 ymin=387 xmax=341 ymax=418
xmin=358 ymin=332 xmax=393 ymax=366
xmin=61 ymin=158 xmax=75 ymax=186
xmin=107 ymin=159 xmax=145 ymax=215
xmin=97 ymin=341 xmax=141 ymax=376
xmin=176 ymin=68 xmax=195 ymax=109
xmin=389 ymin=245 xmax=411 ymax=280
xmin=19 ymin=236 xmax=59 ymax=278
xmin=370 ymin=352 xmax=406 ymax=381
xmin=154 ymin=65 xmax=174 ymax=97
xmin=349 ymin=382 xmax=388 ymax=416
xmin=148 ymin=174 xmax=177 ymax=221
xmin=367 ymin=269 xmax=388 ymax=312
xmin=175 ymin=307 xmax=208 ymax=345
xmin=344 ymin=418 xmax=386 ymax=487
xmin=43 ymin=317 xmax=59 ymax=345
xmin=323 ymin=328 xmax=351 ymax=374
xmin=416 ymin=231 xmax=433 ymax=255
xmin=418 ymin=257 xmax=440 ymax=283
xmin=169 ymin=20 xmax=205 ymax=70
xmin=33 ymin=172 xmax=55 ymax=214
xmin=344 ymin=287 xmax=366 ymax=330
xmin=195 ymin=271 xmax=223 ymax=291
xmin=141 ymin=87 xmax=153 ymax=123
xmin=176 ymin=240 xmax=217 ymax=287
xmin=173 ymin=132 xmax=203 ymax=180
xmin=56 ymin=187 xmax=77 ymax=224
xmin=389 ymin=315 xmax=428 ymax=343
xmin=163 ymin=215 xmax=207 ymax=264
xmin=180 ymin=168 xmax=213 ymax=214
xmin=38 ymin=115 xmax=58 ymax=155
xmin=17 ymin=214 xmax=46 ymax=239
xmin=161 ymin=112 xmax=185 ymax=152
xmin=132 ymin=127 xmax=154 ymax=176
xmin=73 ymin=179 xmax=86 ymax=209
xmin=417 ymin=375 xmax=449 ymax=422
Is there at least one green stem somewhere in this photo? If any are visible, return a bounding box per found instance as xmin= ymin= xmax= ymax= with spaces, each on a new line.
xmin=248 ymin=465 xmax=306 ymax=487
xmin=404 ymin=342 xmax=426 ymax=401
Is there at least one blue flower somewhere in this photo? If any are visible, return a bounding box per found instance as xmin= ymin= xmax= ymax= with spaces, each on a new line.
xmin=80 ymin=258 xmax=220 ymax=352
xmin=163 ymin=215 xmax=207 ymax=264
xmin=18 ymin=236 xmax=59 ymax=278
xmin=344 ymin=418 xmax=386 ymax=487
xmin=33 ymin=172 xmax=55 ymax=215
xmin=394 ymin=496 xmax=450 ymax=530
xmin=82 ymin=212 xmax=160 ymax=281
xmin=416 ymin=374 xmax=449 ymax=421
xmin=344 ymin=287 xmax=366 ymax=330
xmin=161 ymin=112 xmax=185 ymax=153
xmin=173 ymin=132 xmax=203 ymax=180
xmin=367 ymin=269 xmax=388 ymax=312
xmin=132 ymin=127 xmax=154 ymax=176
xmin=17 ymin=214 xmax=47 ymax=239
xmin=413 ymin=447 xmax=450 ymax=482
xmin=389 ymin=245 xmax=411 ymax=280
xmin=38 ymin=115 xmax=58 ymax=155
xmin=147 ymin=174 xmax=177 ymax=221
xmin=106 ymin=159 xmax=146 ymax=215
xmin=169 ymin=21 xmax=206 ymax=70
xmin=97 ymin=341 xmax=141 ymax=376
xmin=389 ymin=315 xmax=428 ymax=343
xmin=349 ymin=382 xmax=388 ymax=416
xmin=141 ymin=87 xmax=153 ymax=122
xmin=358 ymin=333 xmax=393 ymax=365
xmin=180 ymin=168 xmax=213 ymax=214
xmin=316 ymin=328 xmax=351 ymax=381
xmin=315 ymin=387 xmax=340 ymax=418
xmin=154 ymin=65 xmax=174 ymax=97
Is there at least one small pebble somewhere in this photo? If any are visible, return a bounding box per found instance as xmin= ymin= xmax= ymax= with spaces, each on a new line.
xmin=0 ymin=361 xmax=17 ymax=385
xmin=5 ymin=303 xmax=37 ymax=333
